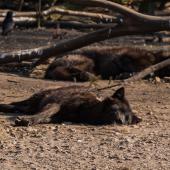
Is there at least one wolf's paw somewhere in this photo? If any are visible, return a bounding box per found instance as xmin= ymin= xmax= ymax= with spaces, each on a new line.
xmin=15 ymin=117 xmax=30 ymax=126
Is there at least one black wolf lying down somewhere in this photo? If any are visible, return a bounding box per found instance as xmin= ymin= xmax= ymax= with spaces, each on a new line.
xmin=45 ymin=47 xmax=168 ymax=81
xmin=0 ymin=86 xmax=141 ymax=126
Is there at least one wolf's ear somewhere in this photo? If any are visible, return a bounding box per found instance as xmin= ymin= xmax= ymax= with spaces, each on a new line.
xmin=112 ymin=87 xmax=125 ymax=100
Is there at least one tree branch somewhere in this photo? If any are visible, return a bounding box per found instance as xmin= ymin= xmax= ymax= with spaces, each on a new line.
xmin=126 ymin=58 xmax=170 ymax=81
xmin=0 ymin=17 xmax=114 ymax=29
xmin=0 ymin=17 xmax=36 ymax=24
xmin=43 ymin=7 xmax=116 ymax=22
xmin=71 ymin=0 xmax=170 ymax=26
xmin=0 ymin=7 xmax=116 ymax=22
xmin=89 ymin=58 xmax=170 ymax=91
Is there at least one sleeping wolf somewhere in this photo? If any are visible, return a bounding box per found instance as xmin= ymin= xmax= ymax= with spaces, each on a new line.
xmin=0 ymin=86 xmax=141 ymax=126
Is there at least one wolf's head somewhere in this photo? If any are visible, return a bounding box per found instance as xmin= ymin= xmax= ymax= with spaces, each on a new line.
xmin=102 ymin=87 xmax=141 ymax=124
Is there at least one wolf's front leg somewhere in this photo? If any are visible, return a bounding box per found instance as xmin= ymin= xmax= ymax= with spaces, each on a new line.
xmin=15 ymin=103 xmax=60 ymax=126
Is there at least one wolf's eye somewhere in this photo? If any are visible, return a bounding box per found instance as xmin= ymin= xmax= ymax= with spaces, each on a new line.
xmin=111 ymin=105 xmax=119 ymax=113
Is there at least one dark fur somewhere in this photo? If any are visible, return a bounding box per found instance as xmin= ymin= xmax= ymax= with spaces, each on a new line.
xmin=2 ymin=11 xmax=14 ymax=36
xmin=45 ymin=55 xmax=96 ymax=81
xmin=45 ymin=47 xmax=168 ymax=81
xmin=0 ymin=86 xmax=141 ymax=126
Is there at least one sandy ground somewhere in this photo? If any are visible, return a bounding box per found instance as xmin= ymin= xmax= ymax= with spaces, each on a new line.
xmin=0 ymin=72 xmax=169 ymax=170
xmin=0 ymin=29 xmax=169 ymax=169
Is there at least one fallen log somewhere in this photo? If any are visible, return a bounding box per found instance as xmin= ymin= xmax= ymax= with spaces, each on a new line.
xmin=126 ymin=58 xmax=170 ymax=81
xmin=0 ymin=16 xmax=36 ymax=24
xmin=0 ymin=15 xmax=114 ymax=29
xmin=0 ymin=27 xmax=123 ymax=64
xmin=71 ymin=0 xmax=170 ymax=24
xmin=0 ymin=7 xmax=117 ymax=28
xmin=43 ymin=7 xmax=116 ymax=22
xmin=0 ymin=7 xmax=116 ymax=22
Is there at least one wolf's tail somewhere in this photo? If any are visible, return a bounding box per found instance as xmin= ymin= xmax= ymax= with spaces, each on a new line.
xmin=0 ymin=104 xmax=16 ymax=113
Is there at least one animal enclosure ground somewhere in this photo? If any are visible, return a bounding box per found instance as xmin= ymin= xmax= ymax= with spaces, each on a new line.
xmin=0 ymin=29 xmax=169 ymax=169
xmin=0 ymin=73 xmax=169 ymax=170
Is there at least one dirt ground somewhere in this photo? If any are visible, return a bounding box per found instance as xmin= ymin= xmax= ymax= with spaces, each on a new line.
xmin=0 ymin=29 xmax=170 ymax=170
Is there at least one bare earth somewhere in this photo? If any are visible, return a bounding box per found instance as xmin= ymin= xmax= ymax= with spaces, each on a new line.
xmin=0 ymin=73 xmax=169 ymax=170
xmin=0 ymin=29 xmax=170 ymax=170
